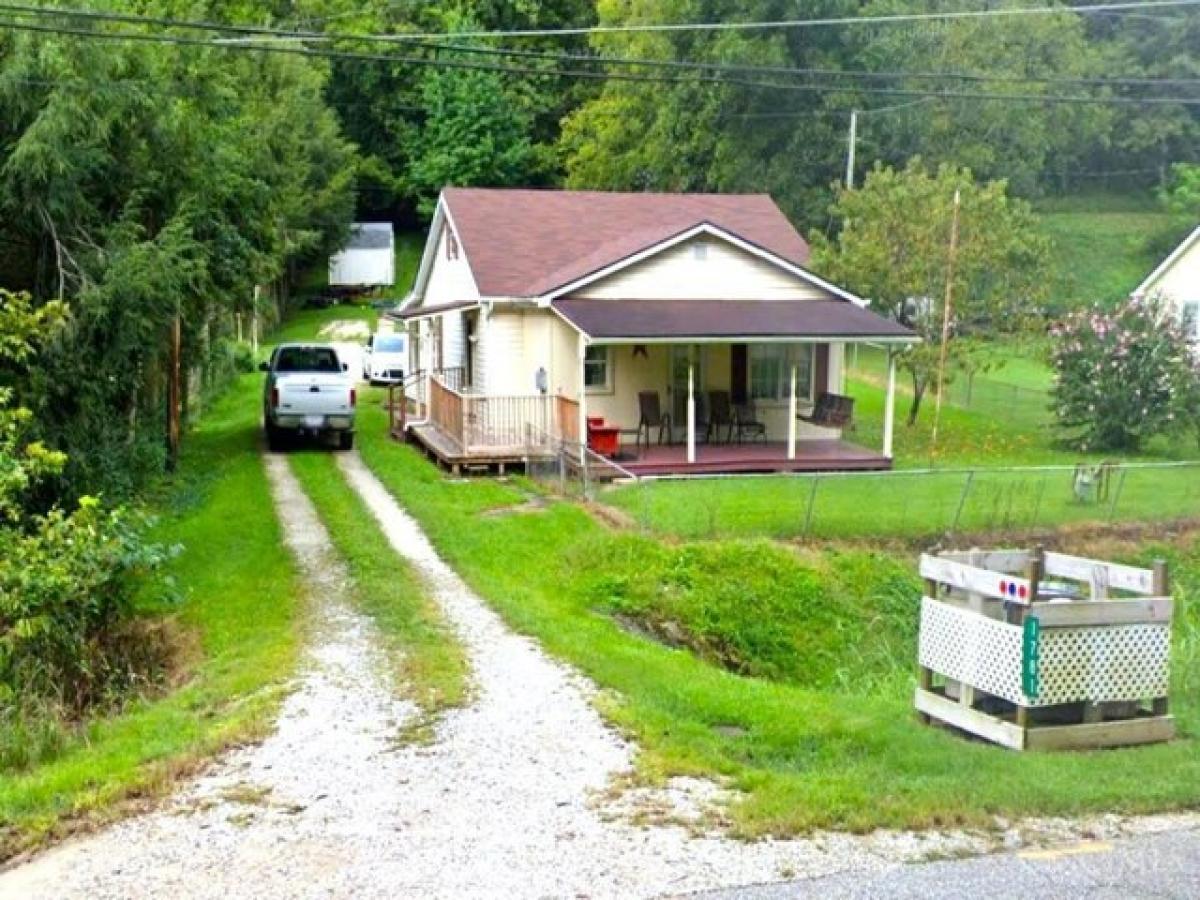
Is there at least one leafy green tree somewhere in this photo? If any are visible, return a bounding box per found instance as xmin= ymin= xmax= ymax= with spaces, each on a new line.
xmin=1160 ymin=163 xmax=1200 ymax=217
xmin=811 ymin=159 xmax=1051 ymax=423
xmin=408 ymin=45 xmax=544 ymax=217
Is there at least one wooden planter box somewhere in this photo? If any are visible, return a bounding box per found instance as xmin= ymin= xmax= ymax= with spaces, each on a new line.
xmin=915 ymin=549 xmax=1174 ymax=752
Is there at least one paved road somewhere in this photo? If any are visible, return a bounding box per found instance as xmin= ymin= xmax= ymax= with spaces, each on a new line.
xmin=684 ymin=826 xmax=1200 ymax=900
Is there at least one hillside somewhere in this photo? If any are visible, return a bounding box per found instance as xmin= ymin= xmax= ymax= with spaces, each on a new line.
xmin=1035 ymin=192 xmax=1193 ymax=308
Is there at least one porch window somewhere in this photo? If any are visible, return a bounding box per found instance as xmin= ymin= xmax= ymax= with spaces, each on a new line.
xmin=749 ymin=345 xmax=813 ymax=402
xmin=584 ymin=345 xmax=612 ymax=392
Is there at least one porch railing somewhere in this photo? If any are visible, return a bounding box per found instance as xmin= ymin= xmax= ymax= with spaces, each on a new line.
xmin=429 ymin=376 xmax=465 ymax=445
xmin=423 ymin=374 xmax=565 ymax=456
xmin=464 ymin=393 xmax=557 ymax=450
xmin=557 ymin=396 xmax=580 ymax=444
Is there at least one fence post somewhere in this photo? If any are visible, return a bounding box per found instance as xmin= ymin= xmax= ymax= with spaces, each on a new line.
xmin=802 ymin=475 xmax=821 ymax=538
xmin=1108 ymin=467 xmax=1128 ymax=520
xmin=950 ymin=470 xmax=975 ymax=535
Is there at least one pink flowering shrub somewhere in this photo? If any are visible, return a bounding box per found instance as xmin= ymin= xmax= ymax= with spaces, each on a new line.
xmin=1050 ymin=295 xmax=1196 ymax=451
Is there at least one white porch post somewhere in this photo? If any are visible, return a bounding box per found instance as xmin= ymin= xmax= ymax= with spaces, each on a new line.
xmin=422 ymin=320 xmax=432 ymax=417
xmin=883 ymin=348 xmax=897 ymax=459
xmin=577 ymin=331 xmax=588 ymax=452
xmin=686 ymin=352 xmax=696 ymax=464
xmin=787 ymin=359 xmax=798 ymax=460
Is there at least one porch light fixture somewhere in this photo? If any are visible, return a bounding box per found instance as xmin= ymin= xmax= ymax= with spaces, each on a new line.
xmin=633 ymin=344 xmax=649 ymax=358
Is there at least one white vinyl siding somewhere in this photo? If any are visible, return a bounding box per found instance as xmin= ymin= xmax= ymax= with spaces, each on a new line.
xmin=422 ymin=224 xmax=481 ymax=305
xmin=574 ymin=236 xmax=831 ymax=301
xmin=480 ymin=310 xmax=525 ymax=395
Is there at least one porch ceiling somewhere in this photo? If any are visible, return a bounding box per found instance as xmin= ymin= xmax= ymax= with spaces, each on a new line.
xmin=551 ymin=298 xmax=917 ymax=343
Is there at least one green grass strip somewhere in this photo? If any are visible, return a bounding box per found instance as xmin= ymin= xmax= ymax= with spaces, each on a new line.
xmin=0 ymin=370 xmax=303 ymax=858
xmin=288 ymin=449 xmax=469 ymax=739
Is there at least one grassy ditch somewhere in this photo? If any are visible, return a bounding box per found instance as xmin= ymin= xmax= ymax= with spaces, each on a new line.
xmin=354 ymin=392 xmax=1200 ymax=835
xmin=0 ymin=369 xmax=303 ymax=859
xmin=288 ymin=449 xmax=469 ymax=740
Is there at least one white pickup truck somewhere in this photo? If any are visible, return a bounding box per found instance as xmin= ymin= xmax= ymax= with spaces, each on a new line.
xmin=260 ymin=343 xmax=356 ymax=451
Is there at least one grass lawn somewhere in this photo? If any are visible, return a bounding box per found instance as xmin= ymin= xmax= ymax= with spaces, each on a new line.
xmin=1035 ymin=192 xmax=1191 ymax=307
xmin=0 ymin=369 xmax=303 ymax=859
xmin=288 ymin=448 xmax=469 ymax=739
xmin=605 ymin=345 xmax=1199 ymax=543
xmin=351 ymin=394 xmax=1200 ymax=834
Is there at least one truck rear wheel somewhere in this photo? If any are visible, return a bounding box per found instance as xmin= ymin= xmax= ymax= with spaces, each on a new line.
xmin=338 ymin=431 xmax=354 ymax=452
xmin=266 ymin=424 xmax=287 ymax=453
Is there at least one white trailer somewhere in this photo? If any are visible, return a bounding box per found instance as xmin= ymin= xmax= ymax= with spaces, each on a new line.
xmin=329 ymin=222 xmax=395 ymax=288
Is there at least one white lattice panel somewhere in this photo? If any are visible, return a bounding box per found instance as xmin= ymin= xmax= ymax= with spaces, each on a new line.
xmin=1038 ymin=625 xmax=1170 ymax=705
xmin=919 ymin=598 xmax=1172 ymax=707
xmin=918 ymin=598 xmax=1026 ymax=705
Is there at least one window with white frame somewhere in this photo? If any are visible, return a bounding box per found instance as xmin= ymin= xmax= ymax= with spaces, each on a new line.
xmin=749 ymin=344 xmax=814 ymax=402
xmin=1182 ymin=300 xmax=1200 ymax=339
xmin=584 ymin=345 xmax=612 ymax=392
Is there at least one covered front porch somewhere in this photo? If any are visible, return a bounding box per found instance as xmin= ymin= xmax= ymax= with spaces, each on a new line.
xmin=555 ymin=297 xmax=915 ymax=476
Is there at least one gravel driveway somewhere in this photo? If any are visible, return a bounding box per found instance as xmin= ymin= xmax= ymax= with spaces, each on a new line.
xmin=3 ymin=451 xmax=1177 ymax=899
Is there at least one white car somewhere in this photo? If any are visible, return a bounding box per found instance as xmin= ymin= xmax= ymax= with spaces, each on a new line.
xmin=362 ymin=331 xmax=408 ymax=385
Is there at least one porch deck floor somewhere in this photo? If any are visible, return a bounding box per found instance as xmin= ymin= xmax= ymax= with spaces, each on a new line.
xmin=613 ymin=439 xmax=891 ymax=476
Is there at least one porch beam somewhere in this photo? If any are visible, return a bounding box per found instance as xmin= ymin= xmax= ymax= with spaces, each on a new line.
xmin=883 ymin=348 xmax=897 ymax=459
xmin=787 ymin=360 xmax=798 ymax=460
xmin=686 ymin=353 xmax=696 ymax=464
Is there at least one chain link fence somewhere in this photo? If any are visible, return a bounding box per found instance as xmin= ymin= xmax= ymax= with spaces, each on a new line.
xmin=568 ymin=460 xmax=1200 ymax=542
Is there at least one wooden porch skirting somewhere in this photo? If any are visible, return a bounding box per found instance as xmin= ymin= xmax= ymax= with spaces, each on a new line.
xmin=616 ymin=440 xmax=891 ymax=476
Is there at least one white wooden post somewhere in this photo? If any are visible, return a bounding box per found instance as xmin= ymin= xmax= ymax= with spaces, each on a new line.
xmin=883 ymin=348 xmax=897 ymax=459
xmin=578 ymin=332 xmax=588 ymax=454
xmin=787 ymin=360 xmax=798 ymax=460
xmin=423 ymin=320 xmax=432 ymax=418
xmin=686 ymin=353 xmax=696 ymax=464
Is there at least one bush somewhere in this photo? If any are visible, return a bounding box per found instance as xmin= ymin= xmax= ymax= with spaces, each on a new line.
xmin=1050 ymin=295 xmax=1196 ymax=451
xmin=0 ymin=499 xmax=176 ymax=712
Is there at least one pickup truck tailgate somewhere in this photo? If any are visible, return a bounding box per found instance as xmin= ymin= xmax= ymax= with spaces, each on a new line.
xmin=275 ymin=374 xmax=353 ymax=415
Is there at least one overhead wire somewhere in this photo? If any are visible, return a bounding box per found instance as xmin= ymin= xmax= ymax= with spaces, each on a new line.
xmin=1 ymin=1 xmax=1197 ymax=93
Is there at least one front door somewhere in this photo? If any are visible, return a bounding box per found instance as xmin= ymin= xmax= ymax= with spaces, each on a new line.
xmin=668 ymin=345 xmax=705 ymax=441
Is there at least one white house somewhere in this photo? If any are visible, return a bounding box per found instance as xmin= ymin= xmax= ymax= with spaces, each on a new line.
xmin=329 ymin=222 xmax=395 ymax=288
xmin=394 ymin=188 xmax=917 ymax=475
xmin=1133 ymin=225 xmax=1200 ymax=338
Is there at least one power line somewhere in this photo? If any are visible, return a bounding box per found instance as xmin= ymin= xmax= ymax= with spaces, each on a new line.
xmin=271 ymin=1 xmax=1200 ymax=40
xmin=4 ymin=15 xmax=1200 ymax=109
xmin=2 ymin=2 xmax=1198 ymax=93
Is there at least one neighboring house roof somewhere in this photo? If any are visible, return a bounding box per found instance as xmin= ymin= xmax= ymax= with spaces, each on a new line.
xmin=344 ymin=222 xmax=394 ymax=251
xmin=1134 ymin=225 xmax=1200 ymax=297
xmin=552 ymin=298 xmax=917 ymax=343
xmin=439 ymin=188 xmax=812 ymax=298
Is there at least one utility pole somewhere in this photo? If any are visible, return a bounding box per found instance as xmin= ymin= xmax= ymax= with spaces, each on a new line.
xmin=930 ymin=188 xmax=961 ymax=459
xmin=845 ymin=109 xmax=858 ymax=189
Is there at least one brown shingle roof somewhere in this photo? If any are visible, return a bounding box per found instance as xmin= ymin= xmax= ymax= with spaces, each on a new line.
xmin=441 ymin=188 xmax=812 ymax=298
xmin=552 ymin=298 xmax=917 ymax=342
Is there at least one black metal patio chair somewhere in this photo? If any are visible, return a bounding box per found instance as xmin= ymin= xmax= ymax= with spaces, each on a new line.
xmin=636 ymin=391 xmax=672 ymax=452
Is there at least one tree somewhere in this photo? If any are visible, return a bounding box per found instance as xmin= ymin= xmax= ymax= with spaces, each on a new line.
xmin=1050 ymin=295 xmax=1195 ymax=451
xmin=408 ymin=44 xmax=544 ymax=218
xmin=810 ymin=160 xmax=1051 ymax=424
xmin=1160 ymin=163 xmax=1200 ymax=217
